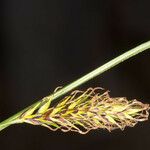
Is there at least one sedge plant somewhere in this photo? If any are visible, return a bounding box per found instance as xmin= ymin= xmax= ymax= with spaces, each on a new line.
xmin=0 ymin=41 xmax=150 ymax=134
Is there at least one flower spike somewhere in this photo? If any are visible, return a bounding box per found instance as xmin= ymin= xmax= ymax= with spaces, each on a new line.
xmin=19 ymin=87 xmax=149 ymax=134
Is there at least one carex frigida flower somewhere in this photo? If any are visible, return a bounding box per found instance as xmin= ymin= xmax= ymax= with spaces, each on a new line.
xmin=19 ymin=87 xmax=149 ymax=134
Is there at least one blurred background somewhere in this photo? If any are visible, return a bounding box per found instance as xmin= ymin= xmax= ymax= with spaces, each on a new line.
xmin=0 ymin=0 xmax=150 ymax=150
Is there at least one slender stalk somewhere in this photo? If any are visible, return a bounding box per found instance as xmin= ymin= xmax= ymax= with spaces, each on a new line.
xmin=0 ymin=41 xmax=150 ymax=132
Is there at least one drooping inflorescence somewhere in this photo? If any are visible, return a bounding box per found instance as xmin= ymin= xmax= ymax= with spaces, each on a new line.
xmin=19 ymin=87 xmax=149 ymax=134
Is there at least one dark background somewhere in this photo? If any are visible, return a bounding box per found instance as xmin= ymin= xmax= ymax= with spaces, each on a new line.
xmin=0 ymin=0 xmax=150 ymax=150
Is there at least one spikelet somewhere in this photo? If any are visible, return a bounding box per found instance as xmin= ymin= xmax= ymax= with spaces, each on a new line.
xmin=19 ymin=87 xmax=149 ymax=134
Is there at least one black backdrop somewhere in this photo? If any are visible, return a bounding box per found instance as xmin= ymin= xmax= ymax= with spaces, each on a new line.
xmin=0 ymin=0 xmax=150 ymax=150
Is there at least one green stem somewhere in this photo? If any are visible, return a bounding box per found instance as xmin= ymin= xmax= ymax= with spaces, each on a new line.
xmin=0 ymin=41 xmax=150 ymax=132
